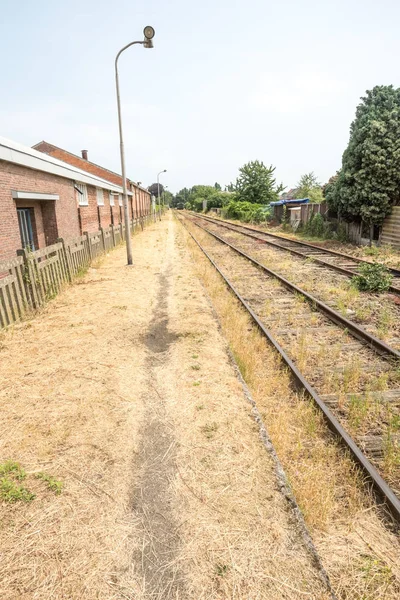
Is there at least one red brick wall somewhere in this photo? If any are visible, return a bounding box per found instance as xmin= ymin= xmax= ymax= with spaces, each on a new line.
xmin=0 ymin=160 xmax=80 ymax=262
xmin=33 ymin=142 xmax=151 ymax=218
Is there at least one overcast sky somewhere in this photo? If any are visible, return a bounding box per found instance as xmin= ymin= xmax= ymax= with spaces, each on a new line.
xmin=1 ymin=0 xmax=399 ymax=193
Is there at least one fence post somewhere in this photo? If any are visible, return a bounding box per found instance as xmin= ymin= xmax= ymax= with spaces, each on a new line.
xmin=84 ymin=231 xmax=92 ymax=262
xmin=57 ymin=238 xmax=72 ymax=282
xmin=100 ymin=228 xmax=106 ymax=253
xmin=17 ymin=248 xmax=39 ymax=309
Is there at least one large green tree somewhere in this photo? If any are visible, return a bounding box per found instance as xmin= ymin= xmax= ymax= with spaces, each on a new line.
xmin=296 ymin=172 xmax=324 ymax=203
xmin=327 ymin=85 xmax=400 ymax=225
xmin=235 ymin=160 xmax=284 ymax=204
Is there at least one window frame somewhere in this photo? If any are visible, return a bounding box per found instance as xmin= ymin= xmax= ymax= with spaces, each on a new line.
xmin=109 ymin=192 xmax=115 ymax=206
xmin=75 ymin=183 xmax=88 ymax=206
xmin=96 ymin=187 xmax=104 ymax=206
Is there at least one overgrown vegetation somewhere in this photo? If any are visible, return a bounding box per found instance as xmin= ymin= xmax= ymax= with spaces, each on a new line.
xmin=352 ymin=263 xmax=393 ymax=292
xmin=326 ymin=85 xmax=400 ymax=228
xmin=0 ymin=461 xmax=35 ymax=503
xmin=223 ymin=200 xmax=271 ymax=223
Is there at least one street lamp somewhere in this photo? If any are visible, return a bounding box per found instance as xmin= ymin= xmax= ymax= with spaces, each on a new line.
xmin=164 ymin=185 xmax=168 ymax=209
xmin=157 ymin=169 xmax=167 ymax=220
xmin=115 ymin=26 xmax=155 ymax=265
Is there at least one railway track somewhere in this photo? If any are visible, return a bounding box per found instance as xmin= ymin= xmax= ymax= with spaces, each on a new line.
xmin=191 ymin=211 xmax=400 ymax=294
xmin=178 ymin=211 xmax=400 ymax=522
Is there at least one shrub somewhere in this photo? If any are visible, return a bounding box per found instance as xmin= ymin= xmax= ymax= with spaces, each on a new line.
xmin=352 ymin=263 xmax=393 ymax=292
xmin=223 ymin=200 xmax=271 ymax=224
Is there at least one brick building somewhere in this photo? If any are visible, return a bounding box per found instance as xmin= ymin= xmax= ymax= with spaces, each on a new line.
xmin=0 ymin=136 xmax=128 ymax=261
xmin=33 ymin=141 xmax=151 ymax=230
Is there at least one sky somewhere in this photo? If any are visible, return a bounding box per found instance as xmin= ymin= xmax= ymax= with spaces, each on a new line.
xmin=1 ymin=0 xmax=400 ymax=194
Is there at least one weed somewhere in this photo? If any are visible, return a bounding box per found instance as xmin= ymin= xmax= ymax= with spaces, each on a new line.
xmin=377 ymin=306 xmax=394 ymax=337
xmin=35 ymin=472 xmax=63 ymax=495
xmin=359 ymin=554 xmax=394 ymax=591
xmin=342 ymin=360 xmax=362 ymax=393
xmin=0 ymin=461 xmax=34 ymax=503
xmin=0 ymin=460 xmax=26 ymax=480
xmin=352 ymin=262 xmax=392 ymax=293
xmin=364 ymin=245 xmax=380 ymax=257
xmin=215 ymin=563 xmax=229 ymax=577
xmin=191 ymin=354 xmax=199 ymax=359
xmin=113 ymin=305 xmax=127 ymax=310
xmin=348 ymin=394 xmax=369 ymax=430
xmin=195 ymin=403 xmax=204 ymax=410
xmin=191 ymin=364 xmax=201 ymax=371
xmin=201 ymin=422 xmax=218 ymax=439
xmin=193 ymin=381 xmax=201 ymax=387
xmin=0 ymin=478 xmax=35 ymax=503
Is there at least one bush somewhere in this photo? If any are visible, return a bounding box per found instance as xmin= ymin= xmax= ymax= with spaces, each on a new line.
xmin=352 ymin=262 xmax=393 ymax=292
xmin=223 ymin=200 xmax=271 ymax=224
xmin=303 ymin=212 xmax=333 ymax=239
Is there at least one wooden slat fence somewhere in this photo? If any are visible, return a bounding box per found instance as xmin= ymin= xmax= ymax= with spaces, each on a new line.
xmin=0 ymin=256 xmax=28 ymax=328
xmin=17 ymin=242 xmax=70 ymax=307
xmin=86 ymin=231 xmax=104 ymax=261
xmin=102 ymin=227 xmax=114 ymax=252
xmin=62 ymin=235 xmax=91 ymax=277
xmin=112 ymin=224 xmax=122 ymax=246
xmin=0 ymin=212 xmax=158 ymax=329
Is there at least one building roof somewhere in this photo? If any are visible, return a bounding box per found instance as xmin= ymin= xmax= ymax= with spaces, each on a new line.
xmin=33 ymin=140 xmax=149 ymax=194
xmin=0 ymin=136 xmax=130 ymax=194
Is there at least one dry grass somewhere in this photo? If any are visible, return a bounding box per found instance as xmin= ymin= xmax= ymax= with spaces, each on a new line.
xmin=180 ymin=216 xmax=400 ymax=599
xmin=0 ymin=228 xmax=158 ymax=599
xmin=0 ymin=215 xmax=332 ymax=600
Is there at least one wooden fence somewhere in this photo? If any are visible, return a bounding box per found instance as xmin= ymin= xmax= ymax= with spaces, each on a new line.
xmin=0 ymin=214 xmax=156 ymax=330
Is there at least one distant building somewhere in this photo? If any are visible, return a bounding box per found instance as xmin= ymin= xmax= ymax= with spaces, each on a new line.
xmin=0 ymin=136 xmax=127 ymax=261
xmin=33 ymin=141 xmax=151 ymax=230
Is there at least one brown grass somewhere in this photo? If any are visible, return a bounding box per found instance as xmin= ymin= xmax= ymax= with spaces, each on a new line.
xmin=179 ymin=215 xmax=400 ymax=599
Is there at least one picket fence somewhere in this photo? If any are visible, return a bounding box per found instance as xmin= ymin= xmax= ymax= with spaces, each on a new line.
xmin=0 ymin=215 xmax=155 ymax=329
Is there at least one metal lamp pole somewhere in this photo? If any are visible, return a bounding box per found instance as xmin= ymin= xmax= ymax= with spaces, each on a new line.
xmin=157 ymin=169 xmax=167 ymax=220
xmin=115 ymin=26 xmax=155 ymax=265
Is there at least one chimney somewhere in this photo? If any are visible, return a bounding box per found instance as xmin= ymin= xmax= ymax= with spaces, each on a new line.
xmin=81 ymin=149 xmax=88 ymax=160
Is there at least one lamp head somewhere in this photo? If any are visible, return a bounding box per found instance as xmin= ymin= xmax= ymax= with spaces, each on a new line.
xmin=143 ymin=26 xmax=155 ymax=48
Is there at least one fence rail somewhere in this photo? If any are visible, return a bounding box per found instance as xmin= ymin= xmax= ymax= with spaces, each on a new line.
xmin=0 ymin=213 xmax=157 ymax=329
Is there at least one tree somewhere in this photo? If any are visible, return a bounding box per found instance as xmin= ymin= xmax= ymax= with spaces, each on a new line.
xmin=235 ymin=160 xmax=284 ymax=204
xmin=148 ymin=182 xmax=164 ymax=198
xmin=214 ymin=182 xmax=222 ymax=191
xmin=296 ymin=172 xmax=324 ymax=203
xmin=326 ymin=85 xmax=400 ymax=226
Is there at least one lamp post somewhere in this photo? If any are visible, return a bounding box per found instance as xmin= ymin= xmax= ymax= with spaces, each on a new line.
xmin=115 ymin=26 xmax=155 ymax=265
xmin=164 ymin=185 xmax=168 ymax=209
xmin=157 ymin=169 xmax=167 ymax=220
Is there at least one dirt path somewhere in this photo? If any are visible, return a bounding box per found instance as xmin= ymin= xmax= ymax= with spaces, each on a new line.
xmin=0 ymin=214 xmax=330 ymax=599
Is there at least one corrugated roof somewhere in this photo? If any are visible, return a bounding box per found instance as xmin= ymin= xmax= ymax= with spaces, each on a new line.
xmin=0 ymin=136 xmax=131 ymax=195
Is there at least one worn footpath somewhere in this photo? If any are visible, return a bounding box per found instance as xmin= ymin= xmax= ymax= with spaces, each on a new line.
xmin=0 ymin=213 xmax=330 ymax=599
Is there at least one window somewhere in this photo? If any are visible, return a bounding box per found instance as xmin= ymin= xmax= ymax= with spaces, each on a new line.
xmin=119 ymin=193 xmax=123 ymax=207
xmin=109 ymin=192 xmax=115 ymax=206
xmin=76 ymin=183 xmax=88 ymax=206
xmin=17 ymin=208 xmax=35 ymax=250
xmin=96 ymin=188 xmax=104 ymax=206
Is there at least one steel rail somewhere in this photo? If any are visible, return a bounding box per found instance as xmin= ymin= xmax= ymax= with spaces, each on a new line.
xmin=191 ymin=212 xmax=400 ymax=290
xmin=186 ymin=214 xmax=400 ymax=362
xmin=179 ymin=214 xmax=400 ymax=522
